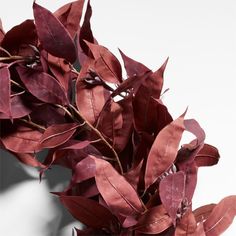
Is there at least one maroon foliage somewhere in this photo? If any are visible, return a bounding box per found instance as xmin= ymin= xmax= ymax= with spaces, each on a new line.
xmin=0 ymin=1 xmax=234 ymax=236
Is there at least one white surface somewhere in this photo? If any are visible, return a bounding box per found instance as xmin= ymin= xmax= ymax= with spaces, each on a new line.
xmin=1 ymin=0 xmax=236 ymax=235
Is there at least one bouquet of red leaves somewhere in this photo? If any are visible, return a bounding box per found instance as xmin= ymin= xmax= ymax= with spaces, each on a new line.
xmin=0 ymin=1 xmax=235 ymax=235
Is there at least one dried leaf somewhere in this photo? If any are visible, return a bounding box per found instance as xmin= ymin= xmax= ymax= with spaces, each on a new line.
xmin=39 ymin=123 xmax=79 ymax=149
xmin=17 ymin=66 xmax=68 ymax=106
xmin=145 ymin=111 xmax=186 ymax=189
xmin=0 ymin=121 xmax=42 ymax=153
xmin=60 ymin=195 xmax=119 ymax=232
xmin=134 ymin=205 xmax=172 ymax=234
xmin=0 ymin=66 xmax=11 ymax=117
xmin=33 ymin=2 xmax=77 ymax=63
xmin=93 ymin=157 xmax=145 ymax=217
xmin=85 ymin=41 xmax=122 ymax=83
xmin=54 ymin=0 xmax=85 ymax=39
xmin=195 ymin=144 xmax=220 ymax=167
xmin=204 ymin=195 xmax=236 ymax=236
xmin=119 ymin=49 xmax=150 ymax=77
xmin=13 ymin=152 xmax=45 ymax=168
xmin=1 ymin=20 xmax=37 ymax=56
xmin=193 ymin=204 xmax=216 ymax=223
xmin=159 ymin=171 xmax=186 ymax=225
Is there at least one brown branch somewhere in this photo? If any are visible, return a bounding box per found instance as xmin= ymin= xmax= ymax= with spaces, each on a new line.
xmin=69 ymin=104 xmax=124 ymax=175
xmin=20 ymin=118 xmax=46 ymax=131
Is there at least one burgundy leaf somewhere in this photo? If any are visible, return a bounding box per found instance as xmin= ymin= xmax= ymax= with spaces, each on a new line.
xmin=85 ymin=41 xmax=122 ymax=83
xmin=134 ymin=205 xmax=172 ymax=234
xmin=119 ymin=49 xmax=150 ymax=77
xmin=159 ymin=171 xmax=186 ymax=225
xmin=71 ymin=155 xmax=96 ymax=184
xmin=93 ymin=157 xmax=145 ymax=217
xmin=39 ymin=123 xmax=79 ymax=149
xmin=193 ymin=204 xmax=216 ymax=223
xmin=13 ymin=152 xmax=45 ymax=168
xmin=0 ymin=66 xmax=11 ymax=117
xmin=195 ymin=144 xmax=220 ymax=167
xmin=43 ymin=140 xmax=91 ymax=168
xmin=97 ymin=95 xmax=133 ymax=153
xmin=76 ymin=79 xmax=110 ymax=125
xmin=1 ymin=20 xmax=37 ymax=56
xmin=145 ymin=111 xmax=186 ymax=189
xmin=60 ymin=195 xmax=119 ymax=232
xmin=78 ymin=0 xmax=96 ymax=60
xmin=133 ymin=95 xmax=172 ymax=135
xmin=204 ymin=195 xmax=236 ymax=236
xmin=54 ymin=0 xmax=85 ymax=39
xmin=33 ymin=1 xmax=77 ymax=63
xmin=17 ymin=66 xmax=68 ymax=105
xmin=0 ymin=121 xmax=42 ymax=153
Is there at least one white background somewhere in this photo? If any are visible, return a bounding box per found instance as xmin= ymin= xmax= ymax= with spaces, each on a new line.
xmin=0 ymin=0 xmax=236 ymax=235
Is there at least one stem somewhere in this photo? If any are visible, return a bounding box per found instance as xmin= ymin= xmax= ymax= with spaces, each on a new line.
xmin=55 ymin=104 xmax=75 ymax=120
xmin=20 ymin=118 xmax=46 ymax=131
xmin=0 ymin=55 xmax=25 ymax=62
xmin=0 ymin=47 xmax=12 ymax=57
xmin=69 ymin=104 xmax=124 ymax=175
xmin=10 ymin=79 xmax=25 ymax=90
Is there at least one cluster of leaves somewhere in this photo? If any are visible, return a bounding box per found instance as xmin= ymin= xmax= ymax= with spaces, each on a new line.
xmin=0 ymin=1 xmax=236 ymax=235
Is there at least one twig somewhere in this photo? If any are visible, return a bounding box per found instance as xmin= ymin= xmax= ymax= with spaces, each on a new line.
xmin=55 ymin=104 xmax=75 ymax=120
xmin=69 ymin=104 xmax=124 ymax=174
xmin=10 ymin=79 xmax=25 ymax=90
xmin=0 ymin=47 xmax=12 ymax=57
xmin=20 ymin=118 xmax=46 ymax=131
xmin=0 ymin=55 xmax=25 ymax=62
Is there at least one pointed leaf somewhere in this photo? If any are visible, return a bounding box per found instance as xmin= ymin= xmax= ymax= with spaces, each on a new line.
xmin=145 ymin=111 xmax=186 ymax=189
xmin=60 ymin=195 xmax=119 ymax=232
xmin=85 ymin=41 xmax=122 ymax=83
xmin=33 ymin=2 xmax=76 ymax=63
xmin=39 ymin=123 xmax=79 ymax=149
xmin=93 ymin=157 xmax=145 ymax=217
xmin=54 ymin=0 xmax=85 ymax=39
xmin=17 ymin=66 xmax=68 ymax=105
xmin=204 ymin=195 xmax=236 ymax=236
xmin=134 ymin=205 xmax=172 ymax=234
xmin=159 ymin=171 xmax=186 ymax=225
xmin=13 ymin=152 xmax=45 ymax=168
xmin=119 ymin=49 xmax=150 ymax=77
xmin=0 ymin=66 xmax=11 ymax=117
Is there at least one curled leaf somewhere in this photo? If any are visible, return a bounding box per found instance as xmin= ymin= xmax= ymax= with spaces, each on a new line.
xmin=204 ymin=195 xmax=236 ymax=236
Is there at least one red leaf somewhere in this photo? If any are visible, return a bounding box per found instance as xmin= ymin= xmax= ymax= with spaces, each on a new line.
xmin=39 ymin=123 xmax=79 ymax=149
xmin=134 ymin=205 xmax=172 ymax=234
xmin=145 ymin=111 xmax=186 ymax=189
xmin=43 ymin=140 xmax=91 ymax=168
xmin=0 ymin=66 xmax=11 ymax=117
xmin=1 ymin=121 xmax=42 ymax=153
xmin=93 ymin=157 xmax=145 ymax=217
xmin=33 ymin=2 xmax=77 ymax=63
xmin=193 ymin=204 xmax=216 ymax=223
xmin=204 ymin=195 xmax=236 ymax=236
xmin=54 ymin=0 xmax=85 ymax=39
xmin=85 ymin=41 xmax=122 ymax=83
xmin=1 ymin=20 xmax=37 ymax=56
xmin=195 ymin=144 xmax=220 ymax=167
xmin=97 ymin=95 xmax=133 ymax=152
xmin=17 ymin=66 xmax=68 ymax=106
xmin=77 ymin=0 xmax=96 ymax=61
xmin=119 ymin=49 xmax=150 ymax=77
xmin=13 ymin=152 xmax=45 ymax=168
xmin=75 ymin=79 xmax=110 ymax=125
xmin=71 ymin=155 xmax=96 ymax=184
xmin=159 ymin=171 xmax=186 ymax=225
xmin=60 ymin=195 xmax=119 ymax=232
